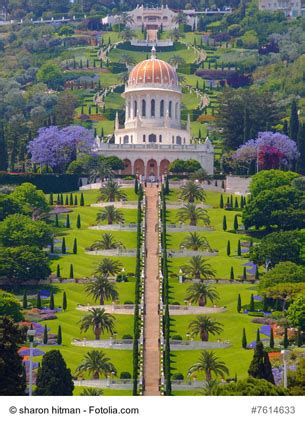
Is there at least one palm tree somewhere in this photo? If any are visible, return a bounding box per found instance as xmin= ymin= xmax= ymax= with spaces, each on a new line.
xmin=89 ymin=161 xmax=114 ymax=182
xmin=183 ymin=256 xmax=215 ymax=281
xmin=191 ymin=169 xmax=210 ymax=183
xmin=169 ymin=56 xmax=186 ymax=67
xmin=95 ymin=258 xmax=123 ymax=277
xmin=180 ymin=232 xmax=211 ymax=251
xmin=115 ymin=12 xmax=134 ymax=30
xmin=75 ymin=350 xmax=117 ymax=380
xmin=188 ymin=316 xmax=223 ymax=341
xmin=99 ymin=180 xmax=127 ymax=202
xmin=85 ymin=276 xmax=118 ymax=305
xmin=121 ymin=27 xmax=135 ymax=42
xmin=96 ymin=206 xmax=125 ymax=225
xmin=188 ymin=351 xmax=229 ymax=382
xmin=186 ymin=282 xmax=219 ymax=307
xmin=179 ymin=181 xmax=206 ymax=203
xmin=120 ymin=54 xmax=136 ymax=67
xmin=79 ymin=307 xmax=115 ymax=340
xmin=89 ymin=233 xmax=124 ymax=251
xmin=169 ymin=28 xmax=184 ymax=42
xmin=80 ymin=387 xmax=104 ymax=396
xmin=177 ymin=204 xmax=210 ymax=226
xmin=173 ymin=12 xmax=188 ymax=25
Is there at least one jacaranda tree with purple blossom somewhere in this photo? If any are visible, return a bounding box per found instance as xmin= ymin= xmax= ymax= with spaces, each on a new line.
xmin=28 ymin=125 xmax=95 ymax=172
xmin=234 ymin=132 xmax=299 ymax=172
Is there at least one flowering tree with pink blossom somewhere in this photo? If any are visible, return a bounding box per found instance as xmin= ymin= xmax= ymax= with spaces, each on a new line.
xmin=233 ymin=132 xmax=299 ymax=171
xmin=28 ymin=125 xmax=95 ymax=172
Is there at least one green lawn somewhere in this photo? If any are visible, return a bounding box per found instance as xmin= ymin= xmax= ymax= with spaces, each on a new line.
xmin=163 ymin=188 xmax=262 ymax=392
xmin=21 ymin=283 xmax=134 ymax=383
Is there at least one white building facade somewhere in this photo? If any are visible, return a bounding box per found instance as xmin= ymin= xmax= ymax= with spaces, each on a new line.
xmin=94 ymin=49 xmax=214 ymax=177
xmin=259 ymin=0 xmax=305 ymax=17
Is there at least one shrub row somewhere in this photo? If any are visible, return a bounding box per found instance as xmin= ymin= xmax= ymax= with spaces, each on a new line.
xmin=161 ymin=186 xmax=171 ymax=396
xmin=0 ymin=173 xmax=80 ymax=194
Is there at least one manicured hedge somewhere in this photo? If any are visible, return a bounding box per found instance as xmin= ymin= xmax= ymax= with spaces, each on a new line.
xmin=0 ymin=173 xmax=80 ymax=193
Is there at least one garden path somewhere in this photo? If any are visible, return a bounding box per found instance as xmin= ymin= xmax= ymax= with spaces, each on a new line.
xmin=143 ymin=185 xmax=160 ymax=396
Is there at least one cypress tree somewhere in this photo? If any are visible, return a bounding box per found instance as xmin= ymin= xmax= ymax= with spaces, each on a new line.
xmin=69 ymin=264 xmax=74 ymax=279
xmin=220 ymin=194 xmax=224 ymax=208
xmin=80 ymin=193 xmax=85 ymax=206
xmin=230 ymin=195 xmax=233 ymax=207
xmin=234 ymin=198 xmax=239 ymax=209
xmin=22 ymin=291 xmax=27 ymax=309
xmin=0 ymin=317 xmax=27 ymax=395
xmin=60 ymin=193 xmax=63 ymax=205
xmin=275 ymin=298 xmax=281 ymax=311
xmin=73 ymin=238 xmax=77 ymax=254
xmin=237 ymin=240 xmax=241 ymax=256
xmin=243 ymin=266 xmax=247 ymax=280
xmin=66 ymin=214 xmax=70 ymax=228
xmin=61 ymin=238 xmax=66 ymax=254
xmin=233 ymin=215 xmax=238 ymax=231
xmin=237 ymin=293 xmax=242 ymax=313
xmin=289 ymin=99 xmax=299 ymax=141
xmin=74 ymin=195 xmax=78 ymax=205
xmin=36 ymin=292 xmax=42 ymax=309
xmin=270 ymin=327 xmax=274 ymax=349
xmin=256 ymin=328 xmax=260 ymax=342
xmin=283 ymin=327 xmax=289 ymax=348
xmin=230 ymin=266 xmax=234 ymax=280
xmin=56 ymin=264 xmax=61 ymax=278
xmin=57 ymin=325 xmax=62 ymax=345
xmin=249 ymin=294 xmax=254 ymax=311
xmin=76 ymin=214 xmax=81 ymax=229
xmin=0 ymin=121 xmax=8 ymax=171
xmin=50 ymin=238 xmax=54 ymax=253
xmin=242 ymin=328 xmax=247 ymax=348
xmin=35 ymin=350 xmax=74 ymax=395
xmin=134 ymin=179 xmax=138 ymax=194
xmin=223 ymin=215 xmax=227 ymax=231
xmin=296 ymin=123 xmax=305 ymax=173
xmin=43 ymin=325 xmax=48 ymax=345
xmin=65 ymin=194 xmax=69 ymax=205
xmin=297 ymin=327 xmax=302 ymax=347
xmin=56 ymin=193 xmax=60 ymax=205
xmin=165 ymin=177 xmax=170 ymax=195
xmin=55 ymin=214 xmax=59 ymax=227
xmin=62 ymin=292 xmax=67 ymax=311
xmin=49 ymin=293 xmax=55 ymax=310
xmin=69 ymin=193 xmax=73 ymax=205
xmin=227 ymin=240 xmax=231 ymax=256
xmin=249 ymin=342 xmax=274 ymax=383
xmin=49 ymin=193 xmax=54 ymax=205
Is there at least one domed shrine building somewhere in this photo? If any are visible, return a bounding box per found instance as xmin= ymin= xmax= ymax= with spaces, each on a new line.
xmin=94 ymin=48 xmax=214 ymax=177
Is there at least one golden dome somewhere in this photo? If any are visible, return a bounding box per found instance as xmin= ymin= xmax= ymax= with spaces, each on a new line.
xmin=128 ymin=48 xmax=179 ymax=89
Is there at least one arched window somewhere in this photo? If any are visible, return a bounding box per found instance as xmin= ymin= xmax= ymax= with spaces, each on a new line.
xmin=172 ymin=136 xmax=174 ymax=144
xmin=142 ymin=99 xmax=146 ymax=117
xmin=151 ymin=99 xmax=155 ymax=117
xmin=160 ymin=100 xmax=164 ymax=117
xmin=123 ymin=135 xmax=129 ymax=144
xmin=175 ymin=102 xmax=178 ymax=119
xmin=159 ymin=135 xmax=162 ymax=143
xmin=143 ymin=135 xmax=146 ymax=143
xmin=149 ymin=134 xmax=157 ymax=143
xmin=169 ymin=101 xmax=172 ymax=118
xmin=131 ymin=135 xmax=133 ymax=144
xmin=176 ymin=136 xmax=182 ymax=145
xmin=128 ymin=102 xmax=131 ymax=118
xmin=134 ymin=101 xmax=137 ymax=117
